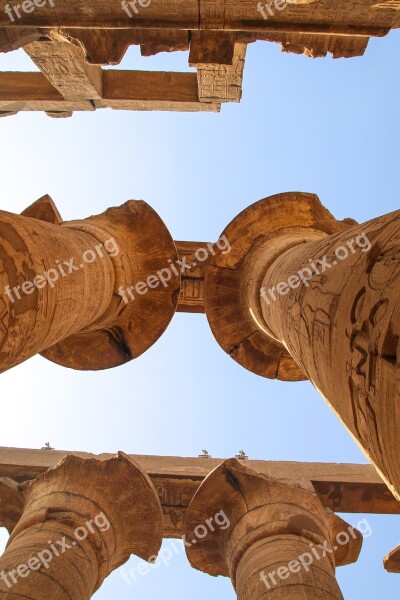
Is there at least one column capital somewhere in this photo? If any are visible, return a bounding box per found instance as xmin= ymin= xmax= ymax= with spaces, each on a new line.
xmin=0 ymin=195 xmax=179 ymax=372
xmin=0 ymin=452 xmax=163 ymax=598
xmin=185 ymin=459 xmax=362 ymax=590
xmin=205 ymin=193 xmax=354 ymax=380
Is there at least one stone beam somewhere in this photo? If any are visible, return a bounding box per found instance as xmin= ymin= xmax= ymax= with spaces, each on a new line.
xmin=0 ymin=0 xmax=399 ymax=33
xmin=97 ymin=70 xmax=220 ymax=112
xmin=0 ymin=447 xmax=399 ymax=539
xmin=0 ymin=71 xmax=220 ymax=117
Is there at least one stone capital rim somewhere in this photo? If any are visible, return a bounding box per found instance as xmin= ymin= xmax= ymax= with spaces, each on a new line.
xmin=14 ymin=451 xmax=163 ymax=572
xmin=185 ymin=458 xmax=362 ymax=583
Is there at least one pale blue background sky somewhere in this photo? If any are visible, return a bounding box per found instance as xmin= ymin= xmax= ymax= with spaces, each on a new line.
xmin=0 ymin=30 xmax=399 ymax=598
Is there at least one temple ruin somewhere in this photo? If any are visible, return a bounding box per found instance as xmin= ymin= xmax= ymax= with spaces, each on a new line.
xmin=0 ymin=1 xmax=399 ymax=597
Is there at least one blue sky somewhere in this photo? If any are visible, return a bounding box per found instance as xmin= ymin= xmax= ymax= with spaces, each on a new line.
xmin=0 ymin=29 xmax=399 ymax=598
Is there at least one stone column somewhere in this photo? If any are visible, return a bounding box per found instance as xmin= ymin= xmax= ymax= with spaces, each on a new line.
xmin=205 ymin=192 xmax=400 ymax=499
xmin=0 ymin=452 xmax=163 ymax=599
xmin=184 ymin=459 xmax=362 ymax=600
xmin=0 ymin=194 xmax=179 ymax=373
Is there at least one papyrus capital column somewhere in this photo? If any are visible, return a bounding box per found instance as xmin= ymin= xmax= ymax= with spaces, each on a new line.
xmin=185 ymin=458 xmax=362 ymax=599
xmin=0 ymin=195 xmax=179 ymax=372
xmin=205 ymin=193 xmax=400 ymax=499
xmin=0 ymin=452 xmax=163 ymax=599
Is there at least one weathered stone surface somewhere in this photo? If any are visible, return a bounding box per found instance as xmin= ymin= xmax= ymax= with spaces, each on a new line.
xmin=238 ymin=31 xmax=370 ymax=58
xmin=196 ymin=43 xmax=246 ymax=103
xmin=25 ymin=32 xmax=103 ymax=101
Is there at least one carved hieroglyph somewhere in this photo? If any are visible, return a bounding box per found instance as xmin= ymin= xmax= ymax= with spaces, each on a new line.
xmin=185 ymin=459 xmax=362 ymax=599
xmin=0 ymin=452 xmax=163 ymax=599
xmin=0 ymin=195 xmax=179 ymax=373
xmin=205 ymin=193 xmax=400 ymax=500
xmin=195 ymin=44 xmax=246 ymax=103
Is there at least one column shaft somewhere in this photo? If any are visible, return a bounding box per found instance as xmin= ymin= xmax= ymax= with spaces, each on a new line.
xmin=261 ymin=211 xmax=400 ymax=498
xmin=237 ymin=536 xmax=342 ymax=600
xmin=0 ymin=210 xmax=114 ymax=372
